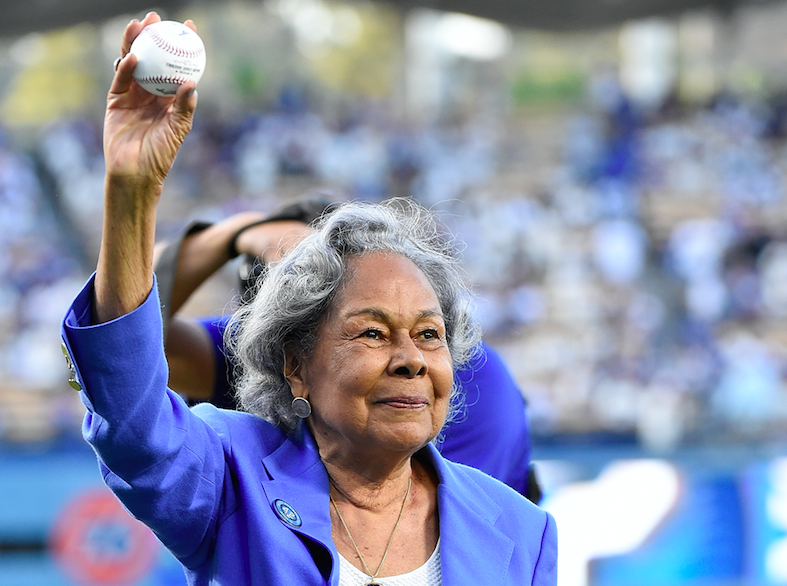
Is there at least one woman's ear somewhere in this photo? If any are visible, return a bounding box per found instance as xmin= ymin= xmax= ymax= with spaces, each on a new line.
xmin=284 ymin=348 xmax=306 ymax=398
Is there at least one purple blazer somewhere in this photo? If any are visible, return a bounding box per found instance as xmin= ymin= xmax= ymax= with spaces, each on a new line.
xmin=61 ymin=276 xmax=557 ymax=585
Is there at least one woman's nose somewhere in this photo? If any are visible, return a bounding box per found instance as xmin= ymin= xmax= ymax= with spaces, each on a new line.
xmin=389 ymin=333 xmax=427 ymax=378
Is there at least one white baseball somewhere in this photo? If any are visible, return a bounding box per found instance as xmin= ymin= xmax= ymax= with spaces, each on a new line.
xmin=129 ymin=20 xmax=206 ymax=97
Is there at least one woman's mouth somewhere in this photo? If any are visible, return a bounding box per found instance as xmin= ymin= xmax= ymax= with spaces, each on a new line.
xmin=379 ymin=397 xmax=428 ymax=409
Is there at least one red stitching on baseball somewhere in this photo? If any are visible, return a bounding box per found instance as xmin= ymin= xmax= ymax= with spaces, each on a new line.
xmin=145 ymin=27 xmax=204 ymax=59
xmin=137 ymin=75 xmax=190 ymax=85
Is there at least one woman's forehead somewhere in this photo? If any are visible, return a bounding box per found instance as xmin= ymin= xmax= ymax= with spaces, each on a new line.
xmin=333 ymin=252 xmax=442 ymax=314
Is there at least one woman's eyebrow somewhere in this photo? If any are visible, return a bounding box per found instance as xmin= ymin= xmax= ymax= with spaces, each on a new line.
xmin=346 ymin=308 xmax=444 ymax=322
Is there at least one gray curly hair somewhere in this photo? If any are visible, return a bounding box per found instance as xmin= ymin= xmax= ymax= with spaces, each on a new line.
xmin=226 ymin=198 xmax=481 ymax=432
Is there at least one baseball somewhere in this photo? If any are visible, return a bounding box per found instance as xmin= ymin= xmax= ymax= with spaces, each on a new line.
xmin=129 ymin=20 xmax=206 ymax=97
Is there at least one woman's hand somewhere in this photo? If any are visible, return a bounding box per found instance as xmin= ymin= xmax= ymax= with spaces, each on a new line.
xmin=104 ymin=12 xmax=198 ymax=191
xmin=94 ymin=12 xmax=199 ymax=323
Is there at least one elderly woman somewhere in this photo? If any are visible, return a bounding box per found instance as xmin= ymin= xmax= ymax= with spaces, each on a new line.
xmin=60 ymin=13 xmax=557 ymax=586
xmin=153 ymin=202 xmax=539 ymax=501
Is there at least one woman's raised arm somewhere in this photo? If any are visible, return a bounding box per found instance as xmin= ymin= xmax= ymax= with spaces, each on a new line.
xmin=94 ymin=12 xmax=198 ymax=323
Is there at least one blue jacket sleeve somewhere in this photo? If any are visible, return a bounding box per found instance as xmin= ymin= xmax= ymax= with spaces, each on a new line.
xmin=442 ymin=342 xmax=532 ymax=495
xmin=195 ymin=315 xmax=237 ymax=409
xmin=60 ymin=275 xmax=225 ymax=568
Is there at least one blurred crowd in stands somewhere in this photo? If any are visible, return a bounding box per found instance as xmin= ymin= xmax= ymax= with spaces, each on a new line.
xmin=3 ymin=79 xmax=787 ymax=450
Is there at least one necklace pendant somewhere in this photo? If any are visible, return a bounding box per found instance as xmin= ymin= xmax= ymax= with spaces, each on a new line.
xmin=365 ymin=582 xmax=380 ymax=586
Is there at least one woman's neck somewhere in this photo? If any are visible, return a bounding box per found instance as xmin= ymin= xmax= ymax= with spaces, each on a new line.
xmin=322 ymin=453 xmax=416 ymax=511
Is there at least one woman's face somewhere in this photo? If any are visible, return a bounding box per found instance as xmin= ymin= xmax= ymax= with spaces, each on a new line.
xmin=289 ymin=251 xmax=454 ymax=461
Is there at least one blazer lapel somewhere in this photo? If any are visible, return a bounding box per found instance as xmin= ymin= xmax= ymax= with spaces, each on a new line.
xmin=260 ymin=425 xmax=336 ymax=555
xmin=426 ymin=445 xmax=515 ymax=585
xmin=258 ymin=433 xmax=515 ymax=585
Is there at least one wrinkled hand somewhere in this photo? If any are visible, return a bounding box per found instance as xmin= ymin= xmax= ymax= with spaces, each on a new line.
xmin=94 ymin=12 xmax=200 ymax=322
xmin=103 ymin=12 xmax=198 ymax=189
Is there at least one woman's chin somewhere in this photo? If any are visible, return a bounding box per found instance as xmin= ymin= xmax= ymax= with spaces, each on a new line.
xmin=365 ymin=421 xmax=438 ymax=454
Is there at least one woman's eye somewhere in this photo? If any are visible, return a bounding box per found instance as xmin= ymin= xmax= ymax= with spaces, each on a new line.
xmin=420 ymin=329 xmax=440 ymax=341
xmin=361 ymin=329 xmax=383 ymax=340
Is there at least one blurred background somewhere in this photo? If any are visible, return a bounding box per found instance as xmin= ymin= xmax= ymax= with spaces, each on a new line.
xmin=1 ymin=0 xmax=787 ymax=584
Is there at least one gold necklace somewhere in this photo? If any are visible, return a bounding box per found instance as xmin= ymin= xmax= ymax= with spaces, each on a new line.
xmin=329 ymin=477 xmax=412 ymax=586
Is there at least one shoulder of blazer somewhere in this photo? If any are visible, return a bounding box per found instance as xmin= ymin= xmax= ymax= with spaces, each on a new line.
xmin=191 ymin=402 xmax=290 ymax=459
xmin=430 ymin=444 xmax=548 ymax=529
